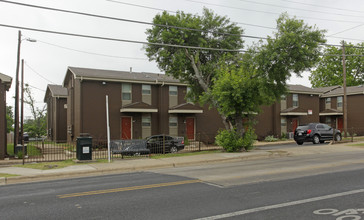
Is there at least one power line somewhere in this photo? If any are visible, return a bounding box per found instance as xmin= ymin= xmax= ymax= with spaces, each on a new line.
xmin=24 ymin=61 xmax=57 ymax=84
xmin=37 ymin=40 xmax=148 ymax=60
xmin=0 ymin=23 xmax=246 ymax=52
xmin=26 ymin=84 xmax=46 ymax=92
xmin=0 ymin=0 xmax=267 ymax=40
xmin=281 ymin=0 xmax=364 ymax=14
xmin=236 ymin=0 xmax=364 ymax=19
xmin=328 ymin=24 xmax=364 ymax=37
xmin=186 ymin=0 xmax=364 ymax=24
xmin=106 ymin=0 xmax=176 ymax=13
xmin=106 ymin=0 xmax=276 ymax=30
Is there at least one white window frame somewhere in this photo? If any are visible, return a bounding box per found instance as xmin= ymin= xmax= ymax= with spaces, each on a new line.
xmin=292 ymin=94 xmax=299 ymax=107
xmin=169 ymin=86 xmax=178 ymax=96
xmin=122 ymin=83 xmax=132 ymax=101
xmin=169 ymin=116 xmax=178 ymax=127
xmin=337 ymin=96 xmax=343 ymax=108
xmin=142 ymin=84 xmax=151 ymax=95
xmin=142 ymin=114 xmax=151 ymax=127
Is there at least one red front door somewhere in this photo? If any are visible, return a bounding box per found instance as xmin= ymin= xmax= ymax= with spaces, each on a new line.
xmin=186 ymin=118 xmax=195 ymax=140
xmin=337 ymin=117 xmax=343 ymax=131
xmin=292 ymin=119 xmax=298 ymax=132
xmin=121 ymin=117 xmax=132 ymax=139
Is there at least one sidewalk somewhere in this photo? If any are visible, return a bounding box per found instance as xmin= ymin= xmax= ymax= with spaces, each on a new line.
xmin=1 ymin=141 xmax=363 ymax=185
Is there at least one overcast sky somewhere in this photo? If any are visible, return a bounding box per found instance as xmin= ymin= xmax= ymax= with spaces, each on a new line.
xmin=1 ymin=0 xmax=364 ymax=117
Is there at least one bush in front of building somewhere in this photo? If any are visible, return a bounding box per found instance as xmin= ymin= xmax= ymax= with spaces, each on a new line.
xmin=216 ymin=128 xmax=256 ymax=152
xmin=242 ymin=128 xmax=257 ymax=151
xmin=216 ymin=129 xmax=244 ymax=152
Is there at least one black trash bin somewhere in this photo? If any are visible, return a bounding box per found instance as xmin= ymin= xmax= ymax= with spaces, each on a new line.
xmin=76 ymin=135 xmax=92 ymax=160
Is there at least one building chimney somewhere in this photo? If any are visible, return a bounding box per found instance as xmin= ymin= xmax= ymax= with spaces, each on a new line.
xmin=130 ymin=67 xmax=132 ymax=73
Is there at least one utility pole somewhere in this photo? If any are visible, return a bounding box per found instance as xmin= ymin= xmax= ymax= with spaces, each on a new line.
xmin=14 ymin=30 xmax=21 ymax=149
xmin=342 ymin=40 xmax=347 ymax=138
xmin=21 ymin=59 xmax=25 ymax=164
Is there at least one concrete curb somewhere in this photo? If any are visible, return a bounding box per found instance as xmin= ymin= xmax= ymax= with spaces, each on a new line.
xmin=2 ymin=151 xmax=292 ymax=185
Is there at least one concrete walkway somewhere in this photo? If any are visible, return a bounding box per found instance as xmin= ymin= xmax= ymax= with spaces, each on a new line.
xmin=1 ymin=141 xmax=363 ymax=185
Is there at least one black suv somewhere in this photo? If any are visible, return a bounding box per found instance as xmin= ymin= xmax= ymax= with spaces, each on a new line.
xmin=294 ymin=123 xmax=342 ymax=145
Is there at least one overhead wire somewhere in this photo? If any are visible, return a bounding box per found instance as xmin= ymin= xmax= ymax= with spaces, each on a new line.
xmin=24 ymin=61 xmax=57 ymax=84
xmin=0 ymin=0 xmax=268 ymax=40
xmin=0 ymin=23 xmax=246 ymax=52
xmin=185 ymin=0 xmax=364 ymax=24
xmin=236 ymin=0 xmax=364 ymax=19
xmin=36 ymin=40 xmax=148 ymax=60
xmin=281 ymin=0 xmax=364 ymax=14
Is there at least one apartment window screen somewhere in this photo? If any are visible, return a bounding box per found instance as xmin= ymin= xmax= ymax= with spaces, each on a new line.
xmin=292 ymin=94 xmax=299 ymax=107
xmin=142 ymin=114 xmax=151 ymax=127
xmin=325 ymin=117 xmax=331 ymax=125
xmin=169 ymin=116 xmax=178 ymax=127
xmin=142 ymin=85 xmax=151 ymax=95
xmin=337 ymin=96 xmax=343 ymax=108
xmin=122 ymin=83 xmax=132 ymax=100
xmin=281 ymin=118 xmax=287 ymax=127
xmin=169 ymin=86 xmax=178 ymax=96
xmin=326 ymin=98 xmax=331 ymax=104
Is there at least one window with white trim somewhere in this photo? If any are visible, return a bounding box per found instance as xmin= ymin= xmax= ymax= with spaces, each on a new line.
xmin=142 ymin=114 xmax=151 ymax=127
xmin=337 ymin=96 xmax=343 ymax=108
xmin=292 ymin=94 xmax=299 ymax=107
xmin=169 ymin=116 xmax=178 ymax=127
xmin=122 ymin=83 xmax=132 ymax=101
xmin=142 ymin=84 xmax=151 ymax=95
xmin=169 ymin=86 xmax=178 ymax=96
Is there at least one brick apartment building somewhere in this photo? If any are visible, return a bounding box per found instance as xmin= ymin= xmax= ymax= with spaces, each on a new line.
xmin=0 ymin=73 xmax=12 ymax=159
xmin=45 ymin=67 xmax=364 ymax=143
xmin=44 ymin=84 xmax=68 ymax=143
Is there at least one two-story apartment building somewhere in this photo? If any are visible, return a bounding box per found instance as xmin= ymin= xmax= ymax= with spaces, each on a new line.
xmin=319 ymin=85 xmax=364 ymax=135
xmin=44 ymin=85 xmax=68 ymax=143
xmin=46 ymin=66 xmax=364 ymax=145
xmin=62 ymin=67 xmax=224 ymax=143
xmin=0 ymin=73 xmax=12 ymax=159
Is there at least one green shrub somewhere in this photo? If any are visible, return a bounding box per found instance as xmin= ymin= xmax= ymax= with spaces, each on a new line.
xmin=264 ymin=135 xmax=278 ymax=142
xmin=215 ymin=129 xmax=244 ymax=152
xmin=242 ymin=128 xmax=257 ymax=151
xmin=184 ymin=136 xmax=190 ymax=146
xmin=216 ymin=128 xmax=256 ymax=152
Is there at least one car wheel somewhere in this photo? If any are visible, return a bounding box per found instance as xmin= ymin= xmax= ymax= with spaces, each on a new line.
xmin=170 ymin=146 xmax=178 ymax=154
xmin=335 ymin=134 xmax=342 ymax=141
xmin=313 ymin=135 xmax=320 ymax=144
xmin=296 ymin=141 xmax=303 ymax=145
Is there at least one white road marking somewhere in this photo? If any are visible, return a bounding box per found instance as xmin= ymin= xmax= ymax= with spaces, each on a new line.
xmin=194 ymin=189 xmax=364 ymax=220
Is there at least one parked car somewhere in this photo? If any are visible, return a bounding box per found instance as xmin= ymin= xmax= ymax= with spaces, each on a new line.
xmin=110 ymin=139 xmax=150 ymax=156
xmin=146 ymin=135 xmax=184 ymax=154
xmin=294 ymin=123 xmax=342 ymax=145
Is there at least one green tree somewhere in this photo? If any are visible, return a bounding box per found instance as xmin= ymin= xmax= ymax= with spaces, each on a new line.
xmin=23 ymin=84 xmax=47 ymax=138
xmin=145 ymin=10 xmax=325 ymax=150
xmin=309 ymin=42 xmax=364 ymax=88
xmin=6 ymin=105 xmax=14 ymax=133
xmin=145 ymin=8 xmax=244 ymax=129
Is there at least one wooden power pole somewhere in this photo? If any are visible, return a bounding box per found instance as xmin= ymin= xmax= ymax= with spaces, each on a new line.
xmin=342 ymin=41 xmax=347 ymax=137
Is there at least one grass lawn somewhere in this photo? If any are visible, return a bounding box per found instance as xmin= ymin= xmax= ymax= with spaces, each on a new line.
xmin=7 ymin=143 xmax=42 ymax=157
xmin=349 ymin=143 xmax=364 ymax=147
xmin=13 ymin=159 xmax=108 ymax=170
xmin=0 ymin=173 xmax=19 ymax=178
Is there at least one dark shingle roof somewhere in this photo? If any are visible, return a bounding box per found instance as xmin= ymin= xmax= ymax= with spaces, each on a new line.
xmin=320 ymin=85 xmax=364 ymax=97
xmin=47 ymin=85 xmax=68 ymax=97
xmin=67 ymin=67 xmax=183 ymax=85
xmin=0 ymin=72 xmax=12 ymax=90
xmin=287 ymin=84 xmax=321 ymax=95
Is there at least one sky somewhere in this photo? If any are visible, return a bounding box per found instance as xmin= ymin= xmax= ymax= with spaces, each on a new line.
xmin=1 ymin=0 xmax=364 ymax=117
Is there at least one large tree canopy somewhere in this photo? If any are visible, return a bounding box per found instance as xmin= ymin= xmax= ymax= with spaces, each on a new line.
xmin=309 ymin=42 xmax=364 ymax=88
xmin=145 ymin=9 xmax=326 ymax=141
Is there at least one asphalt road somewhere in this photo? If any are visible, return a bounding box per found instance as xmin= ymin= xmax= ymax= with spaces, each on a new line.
xmin=1 ymin=146 xmax=364 ymax=220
